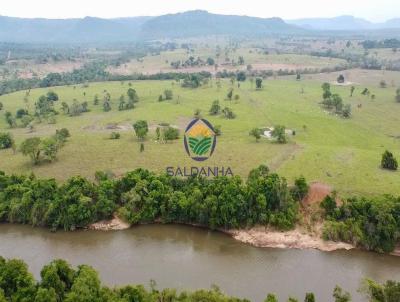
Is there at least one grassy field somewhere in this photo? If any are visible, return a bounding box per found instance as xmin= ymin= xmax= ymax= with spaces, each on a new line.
xmin=0 ymin=74 xmax=399 ymax=196
xmin=107 ymin=47 xmax=347 ymax=75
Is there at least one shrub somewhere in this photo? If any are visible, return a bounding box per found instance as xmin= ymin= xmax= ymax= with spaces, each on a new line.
xmin=271 ymin=125 xmax=287 ymax=143
xmin=381 ymin=150 xmax=398 ymax=170
xmin=222 ymin=107 xmax=236 ymax=119
xmin=0 ymin=132 xmax=13 ymax=149
xmin=55 ymin=128 xmax=70 ymax=143
xmin=320 ymin=195 xmax=337 ymax=217
xmin=110 ymin=132 xmax=121 ymax=139
xmin=16 ymin=108 xmax=29 ymax=119
xmin=291 ymin=176 xmax=309 ymax=201
xmin=164 ymin=89 xmax=173 ymax=100
xmin=337 ymin=74 xmax=345 ymax=83
xmin=249 ymin=128 xmax=262 ymax=142
xmin=162 ymin=127 xmax=179 ymax=142
xmin=214 ymin=125 xmax=222 ymax=136
xmin=133 ymin=120 xmax=148 ymax=140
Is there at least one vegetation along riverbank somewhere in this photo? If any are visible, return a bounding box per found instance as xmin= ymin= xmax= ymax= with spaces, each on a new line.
xmin=1 ymin=165 xmax=399 ymax=254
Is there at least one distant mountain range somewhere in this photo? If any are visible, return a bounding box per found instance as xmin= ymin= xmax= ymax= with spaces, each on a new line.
xmin=0 ymin=11 xmax=399 ymax=43
xmin=0 ymin=10 xmax=301 ymax=43
xmin=287 ymin=15 xmax=400 ymax=31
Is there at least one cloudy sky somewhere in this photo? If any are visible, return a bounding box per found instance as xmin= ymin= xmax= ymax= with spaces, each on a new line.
xmin=1 ymin=0 xmax=398 ymax=22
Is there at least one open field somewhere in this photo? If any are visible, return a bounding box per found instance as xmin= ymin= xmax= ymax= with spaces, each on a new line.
xmin=0 ymin=59 xmax=84 ymax=80
xmin=293 ymin=68 xmax=400 ymax=87
xmin=0 ymin=74 xmax=399 ymax=196
xmin=107 ymin=47 xmax=347 ymax=75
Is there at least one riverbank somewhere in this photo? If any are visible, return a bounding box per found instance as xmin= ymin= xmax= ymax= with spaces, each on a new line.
xmin=227 ymin=227 xmax=354 ymax=252
xmin=88 ymin=217 xmax=400 ymax=255
xmin=88 ymin=217 xmax=355 ymax=252
xmin=88 ymin=215 xmax=130 ymax=231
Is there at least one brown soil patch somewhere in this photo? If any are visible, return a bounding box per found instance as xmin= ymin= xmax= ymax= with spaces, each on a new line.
xmin=303 ymin=182 xmax=333 ymax=206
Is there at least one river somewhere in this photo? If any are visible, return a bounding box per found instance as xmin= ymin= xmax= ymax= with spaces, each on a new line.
xmin=0 ymin=224 xmax=399 ymax=302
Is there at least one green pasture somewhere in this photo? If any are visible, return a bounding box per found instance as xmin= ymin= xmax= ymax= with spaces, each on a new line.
xmin=107 ymin=47 xmax=347 ymax=74
xmin=0 ymin=75 xmax=399 ymax=196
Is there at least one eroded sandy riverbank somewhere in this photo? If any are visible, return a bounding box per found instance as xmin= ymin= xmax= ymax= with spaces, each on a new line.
xmin=89 ymin=217 xmax=356 ymax=252
xmin=227 ymin=227 xmax=354 ymax=252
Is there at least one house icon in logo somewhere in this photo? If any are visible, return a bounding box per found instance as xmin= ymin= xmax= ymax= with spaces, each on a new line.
xmin=184 ymin=118 xmax=217 ymax=161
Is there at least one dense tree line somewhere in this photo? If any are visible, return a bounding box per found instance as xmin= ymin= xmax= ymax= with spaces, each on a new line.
xmin=0 ymin=165 xmax=302 ymax=231
xmin=0 ymin=257 xmax=398 ymax=302
xmin=321 ymin=195 xmax=400 ymax=253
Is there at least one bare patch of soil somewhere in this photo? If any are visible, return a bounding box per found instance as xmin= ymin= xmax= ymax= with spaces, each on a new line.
xmin=228 ymin=226 xmax=354 ymax=252
xmin=89 ymin=215 xmax=130 ymax=231
xmin=303 ymin=182 xmax=333 ymax=206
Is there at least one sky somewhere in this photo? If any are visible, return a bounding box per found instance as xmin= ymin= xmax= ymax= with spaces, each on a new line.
xmin=0 ymin=0 xmax=399 ymax=22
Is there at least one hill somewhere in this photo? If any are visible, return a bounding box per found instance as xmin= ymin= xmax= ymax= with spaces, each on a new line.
xmin=139 ymin=10 xmax=302 ymax=39
xmin=287 ymin=15 xmax=400 ymax=31
xmin=0 ymin=11 xmax=302 ymax=43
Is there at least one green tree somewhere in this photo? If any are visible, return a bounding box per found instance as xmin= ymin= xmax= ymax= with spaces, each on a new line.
xmin=320 ymin=195 xmax=337 ymax=216
xmin=20 ymin=137 xmax=42 ymax=164
xmin=0 ymin=132 xmax=13 ymax=149
xmin=133 ymin=120 xmax=149 ymax=140
xmin=118 ymin=95 xmax=126 ymax=111
xmin=381 ymin=150 xmax=398 ymax=170
xmin=103 ymin=93 xmax=111 ymax=112
xmin=222 ymin=107 xmax=236 ymax=119
xmin=41 ymin=137 xmax=59 ymax=162
xmin=65 ymin=265 xmax=102 ymax=302
xmin=16 ymin=108 xmax=29 ymax=119
xmin=350 ymin=86 xmax=355 ymax=97
xmin=46 ymin=91 xmax=59 ymax=102
xmin=164 ymin=89 xmax=173 ymax=100
xmin=236 ymin=71 xmax=246 ymax=82
xmin=271 ymin=125 xmax=287 ymax=143
xmin=61 ymin=102 xmax=69 ymax=115
xmin=5 ymin=111 xmax=16 ymax=128
xmin=0 ymin=258 xmax=36 ymax=301
xmin=256 ymin=78 xmax=263 ymax=89
xmin=55 ymin=128 xmax=70 ymax=144
xmin=331 ymin=94 xmax=343 ymax=113
xmin=249 ymin=128 xmax=262 ymax=142
xmin=264 ymin=294 xmax=278 ymax=302
xmin=322 ymin=83 xmax=331 ymax=100
xmin=34 ymin=288 xmax=57 ymax=302
xmin=35 ymin=95 xmax=54 ymax=117
xmin=162 ymin=127 xmax=179 ymax=143
xmin=304 ymin=293 xmax=315 ymax=302
xmin=40 ymin=259 xmax=75 ymax=301
xmin=227 ymin=88 xmax=233 ymax=100
xmin=333 ymin=286 xmax=351 ymax=302
xmin=337 ymin=74 xmax=345 ymax=83
xmin=291 ymin=176 xmax=309 ymax=201
xmin=361 ymin=279 xmax=400 ymax=302
xmin=342 ymin=104 xmax=352 ymax=118
xmin=127 ymin=88 xmax=139 ymax=103
xmin=209 ymin=100 xmax=221 ymax=115
xmin=396 ymin=88 xmax=400 ymax=103
xmin=93 ymin=94 xmax=99 ymax=105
